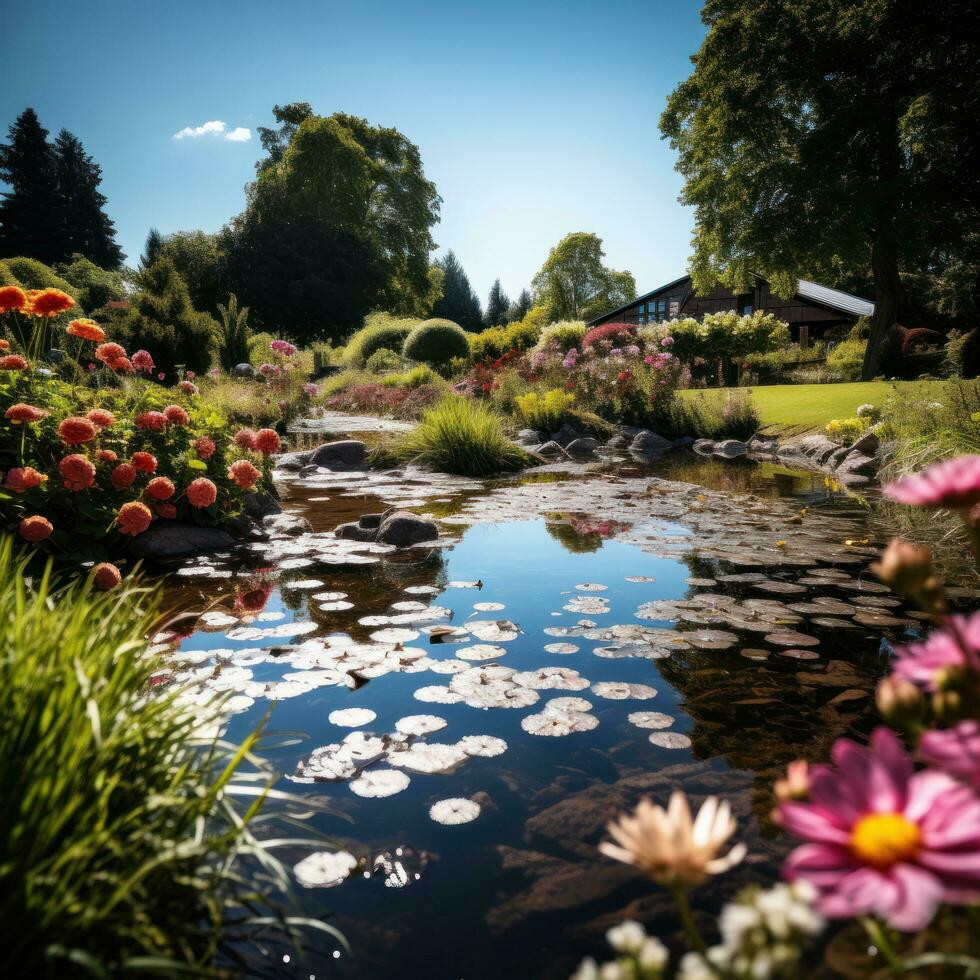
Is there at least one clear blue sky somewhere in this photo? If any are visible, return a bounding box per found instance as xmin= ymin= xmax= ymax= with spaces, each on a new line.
xmin=4 ymin=0 xmax=705 ymax=306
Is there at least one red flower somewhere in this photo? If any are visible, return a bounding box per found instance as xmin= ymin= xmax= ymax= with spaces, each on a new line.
xmin=0 ymin=285 xmax=28 ymax=314
xmin=97 ymin=449 xmax=118 ymax=464
xmin=233 ymin=428 xmax=257 ymax=450
xmin=93 ymin=563 xmax=121 ymax=590
xmin=131 ymin=349 xmax=155 ymax=372
xmin=194 ymin=436 xmax=216 ymax=460
xmin=135 ymin=411 xmax=167 ymax=431
xmin=29 ymin=288 xmax=75 ymax=317
xmin=116 ymin=501 xmax=153 ymax=536
xmin=109 ymin=356 xmax=134 ymax=373
xmin=187 ymin=477 xmax=218 ymax=508
xmin=86 ymin=408 xmax=116 ymax=429
xmin=155 ymin=502 xmax=177 ymax=519
xmin=130 ymin=451 xmax=157 ymax=474
xmin=59 ymin=454 xmax=96 ymax=491
xmin=110 ymin=463 xmax=137 ymax=489
xmin=163 ymin=404 xmax=190 ymax=426
xmin=228 ymin=458 xmax=261 ymax=490
xmin=0 ymin=339 xmax=8 ymax=350
xmin=58 ymin=417 xmax=98 ymax=445
xmin=67 ymin=318 xmax=105 ymax=342
xmin=95 ymin=342 xmax=126 ymax=364
xmin=146 ymin=476 xmax=175 ymax=500
xmin=4 ymin=466 xmax=46 ymax=492
xmin=5 ymin=403 xmax=48 ymax=423
xmin=0 ymin=355 xmax=28 ymax=371
xmin=253 ymin=428 xmax=280 ymax=454
xmin=19 ymin=515 xmax=53 ymax=542
xmin=179 ymin=380 xmax=198 ymax=395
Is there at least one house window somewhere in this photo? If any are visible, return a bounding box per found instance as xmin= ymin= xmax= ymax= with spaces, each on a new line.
xmin=653 ymin=299 xmax=667 ymax=321
xmin=668 ymin=298 xmax=680 ymax=318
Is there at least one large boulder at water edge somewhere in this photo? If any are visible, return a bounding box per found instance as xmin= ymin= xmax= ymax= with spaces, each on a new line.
xmin=693 ymin=439 xmax=716 ymax=457
xmin=309 ymin=440 xmax=368 ymax=470
xmin=835 ymin=451 xmax=877 ymax=477
xmin=335 ymin=521 xmax=379 ymax=542
xmin=376 ymin=510 xmax=439 ymax=547
xmin=566 ymin=437 xmax=600 ymax=456
xmin=850 ymin=431 xmax=880 ymax=457
xmin=244 ymin=492 xmax=281 ymax=521
xmin=273 ymin=449 xmax=310 ymax=471
xmin=630 ymin=431 xmax=673 ymax=454
xmin=713 ymin=439 xmax=749 ymax=460
xmin=128 ymin=523 xmax=237 ymax=561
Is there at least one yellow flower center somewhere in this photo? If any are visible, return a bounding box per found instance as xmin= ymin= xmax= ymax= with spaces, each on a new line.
xmin=850 ymin=813 xmax=921 ymax=868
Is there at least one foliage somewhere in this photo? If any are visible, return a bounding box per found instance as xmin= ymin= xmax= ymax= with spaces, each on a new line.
xmin=152 ymin=229 xmax=226 ymax=316
xmin=375 ymin=365 xmax=444 ymax=390
xmin=658 ymin=388 xmax=760 ymax=440
xmin=53 ymin=254 xmax=125 ymax=312
xmin=485 ymin=278 xmax=510 ymax=327
xmin=470 ymin=317 xmax=543 ymax=362
xmin=364 ymin=347 xmax=408 ymax=374
xmin=216 ymin=293 xmax=252 ymax=370
xmin=741 ymin=341 xmax=827 ymax=385
xmin=345 ymin=313 xmax=419 ymax=367
xmin=826 ymin=339 xmax=868 ymax=381
xmin=384 ymin=395 xmax=529 ymax=476
xmin=0 ymin=539 xmax=334 ymax=975
xmin=430 ymin=250 xmax=482 ymax=330
xmin=109 ymin=257 xmax=217 ymax=376
xmin=531 ymin=231 xmax=635 ymax=322
xmin=532 ymin=320 xmax=586 ymax=354
xmin=401 ymin=318 xmax=470 ymax=367
xmin=582 ymin=321 xmax=637 ymax=350
xmin=507 ymin=288 xmax=533 ymax=323
xmin=2 ymin=255 xmax=77 ymax=296
xmin=825 ymin=416 xmax=869 ymax=444
xmin=323 ymin=382 xmax=443 ymax=419
xmin=514 ymin=388 xmax=575 ymax=431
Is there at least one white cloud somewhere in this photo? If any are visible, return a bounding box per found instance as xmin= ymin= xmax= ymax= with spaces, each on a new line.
xmin=172 ymin=120 xmax=252 ymax=143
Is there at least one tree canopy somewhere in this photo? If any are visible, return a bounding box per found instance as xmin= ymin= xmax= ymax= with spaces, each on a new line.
xmin=660 ymin=0 xmax=980 ymax=377
xmin=430 ymin=250 xmax=483 ymax=330
xmin=485 ymin=279 xmax=510 ymax=327
xmin=531 ymin=232 xmax=636 ymax=322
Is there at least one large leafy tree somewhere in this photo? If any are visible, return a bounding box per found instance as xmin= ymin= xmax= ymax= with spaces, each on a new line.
xmin=485 ymin=278 xmax=510 ymax=327
xmin=661 ymin=0 xmax=980 ymax=378
xmin=430 ymin=250 xmax=483 ymax=330
xmin=531 ymin=232 xmax=635 ymax=322
xmin=151 ymin=230 xmax=225 ymax=316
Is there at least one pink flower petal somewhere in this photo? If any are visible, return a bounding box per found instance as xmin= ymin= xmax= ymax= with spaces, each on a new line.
xmin=818 ymin=867 xmax=895 ymax=920
xmin=783 ymin=842 xmax=858 ymax=886
xmin=886 ymin=863 xmax=945 ymax=931
xmin=780 ymin=803 xmax=851 ymax=845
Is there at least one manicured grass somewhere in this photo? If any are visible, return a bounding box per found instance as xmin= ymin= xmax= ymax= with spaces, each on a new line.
xmin=679 ymin=381 xmax=919 ymax=432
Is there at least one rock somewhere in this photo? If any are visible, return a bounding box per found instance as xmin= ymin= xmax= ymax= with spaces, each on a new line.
xmin=517 ymin=428 xmax=545 ymax=444
xmin=828 ymin=445 xmax=852 ymax=468
xmin=850 ymin=431 xmax=880 ymax=457
xmin=376 ymin=510 xmax=439 ymax=547
xmin=262 ymin=512 xmax=312 ymax=537
xmin=231 ymin=362 xmax=256 ymax=379
xmin=836 ymin=451 xmax=877 ymax=477
xmin=299 ymin=464 xmax=321 ymax=476
xmin=309 ymin=440 xmax=368 ymax=470
xmin=713 ymin=439 xmax=748 ymax=460
xmin=243 ymin=492 xmax=281 ymax=521
xmin=748 ymin=436 xmax=778 ymax=456
xmin=335 ymin=521 xmax=378 ymax=542
xmin=273 ymin=449 xmax=310 ymax=471
xmin=798 ymin=434 xmax=838 ymax=464
xmin=358 ymin=513 xmax=384 ymax=530
xmin=606 ymin=434 xmax=630 ymax=449
xmin=536 ymin=441 xmax=567 ymax=457
xmin=693 ymin=439 xmax=716 ymax=457
xmin=777 ymin=443 xmax=803 ymax=457
xmin=565 ymin=437 xmax=600 ymax=456
xmin=630 ymin=431 xmax=673 ymax=454
xmin=672 ymin=436 xmax=695 ymax=448
xmin=128 ymin=523 xmax=237 ymax=561
xmin=550 ymin=424 xmax=580 ymax=448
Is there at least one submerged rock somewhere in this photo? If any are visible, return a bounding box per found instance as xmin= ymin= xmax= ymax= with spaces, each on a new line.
xmin=262 ymin=512 xmax=312 ymax=537
xmin=335 ymin=521 xmax=378 ymax=542
xmin=309 ymin=439 xmax=368 ymax=470
xmin=606 ymin=434 xmax=630 ymax=449
xmin=376 ymin=510 xmax=439 ymax=547
xmin=129 ymin=523 xmax=237 ymax=561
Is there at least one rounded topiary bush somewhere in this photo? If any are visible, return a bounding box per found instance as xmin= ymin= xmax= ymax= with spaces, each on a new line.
xmin=402 ymin=318 xmax=471 ymax=367
xmin=346 ymin=314 xmax=419 ymax=367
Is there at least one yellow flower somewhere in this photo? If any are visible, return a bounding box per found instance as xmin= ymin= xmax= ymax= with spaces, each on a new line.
xmin=775 ymin=539 xmax=787 ymax=549
xmin=599 ymin=791 xmax=746 ymax=889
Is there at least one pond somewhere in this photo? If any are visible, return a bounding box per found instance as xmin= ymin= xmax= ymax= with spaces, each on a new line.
xmin=158 ymin=438 xmax=938 ymax=979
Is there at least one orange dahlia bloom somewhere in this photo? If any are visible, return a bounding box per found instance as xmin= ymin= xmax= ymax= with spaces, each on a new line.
xmin=163 ymin=404 xmax=190 ymax=426
xmin=67 ymin=318 xmax=106 ymax=342
xmin=194 ymin=436 xmax=216 ymax=460
xmin=4 ymin=466 xmax=46 ymax=492
xmin=96 ymin=448 xmax=118 ymax=464
xmin=110 ymin=462 xmax=137 ymax=489
xmin=187 ymin=477 xmax=218 ymax=508
xmin=93 ymin=562 xmax=122 ymax=590
xmin=5 ymin=403 xmax=48 ymax=423
xmin=130 ymin=451 xmax=157 ymax=474
xmin=0 ymin=285 xmax=28 ymax=314
xmin=0 ymin=354 xmax=28 ymax=370
xmin=228 ymin=458 xmax=261 ymax=490
xmin=116 ymin=501 xmax=153 ymax=536
xmin=0 ymin=339 xmax=9 ymax=350
xmin=135 ymin=411 xmax=168 ymax=431
xmin=146 ymin=476 xmax=175 ymax=500
xmin=109 ymin=356 xmax=134 ymax=373
xmin=58 ymin=416 xmax=98 ymax=444
xmin=253 ymin=428 xmax=281 ymax=454
xmin=19 ymin=515 xmax=53 ymax=542
xmin=233 ymin=428 xmax=257 ymax=450
xmin=95 ymin=342 xmax=126 ymax=364
xmin=86 ymin=408 xmax=116 ymax=429
xmin=155 ymin=502 xmax=177 ymax=519
xmin=29 ymin=288 xmax=75 ymax=317
xmin=59 ymin=453 xmax=97 ymax=491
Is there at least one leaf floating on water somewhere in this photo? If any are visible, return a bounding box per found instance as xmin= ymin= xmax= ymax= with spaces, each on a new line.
xmin=591 ymin=681 xmax=658 ymax=700
xmin=468 ymin=620 xmax=522 ymax=643
xmin=414 ymin=685 xmax=464 ymax=704
xmin=395 ymin=714 xmax=448 ymax=735
xmin=370 ymin=627 xmax=421 ymax=644
xmin=405 ymin=585 xmax=440 ymax=595
xmin=446 ymin=580 xmax=483 ymax=589
xmin=625 ymin=575 xmax=657 ymax=583
xmin=289 ymin=579 xmax=325 ymax=590
xmin=391 ymin=600 xmax=430 ymax=612
xmin=387 ymin=742 xmax=468 ymax=774
xmin=350 ymin=769 xmax=411 ymax=798
xmin=328 ymin=707 xmax=378 ymax=728
xmin=574 ymin=583 xmax=609 ymax=592
xmin=473 ymin=601 xmax=506 ymax=612
xmin=648 ymin=732 xmax=691 ymax=749
xmin=543 ymin=642 xmax=579 ymax=655
xmin=545 ymin=696 xmax=593 ymax=713
xmin=455 ymin=644 xmax=507 ymax=662
xmin=319 ymin=600 xmax=355 ymax=611
xmin=429 ymin=798 xmax=481 ymax=825
xmin=628 ymin=711 xmax=675 ymax=729
xmin=563 ymin=597 xmax=610 ymax=615
xmin=684 ymin=577 xmax=717 ymax=587
xmin=458 ymin=735 xmax=507 ymax=757
xmin=521 ymin=709 xmax=598 ymax=736
xmin=426 ymin=626 xmax=470 ymax=644
xmin=513 ymin=667 xmax=590 ymax=691
xmin=764 ymin=631 xmax=819 ymax=648
xmin=294 ymin=850 xmax=358 ymax=888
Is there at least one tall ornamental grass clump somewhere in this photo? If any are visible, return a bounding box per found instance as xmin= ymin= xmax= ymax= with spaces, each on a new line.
xmin=0 ymin=539 xmax=337 ymax=975
xmin=659 ymin=389 xmax=760 ymax=440
xmin=384 ymin=395 xmax=528 ymax=476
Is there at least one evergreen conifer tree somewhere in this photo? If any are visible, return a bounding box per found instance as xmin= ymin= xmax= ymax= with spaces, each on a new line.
xmin=485 ymin=278 xmax=510 ymax=326
xmin=430 ymin=250 xmax=482 ymax=330
xmin=507 ymin=288 xmax=532 ymax=322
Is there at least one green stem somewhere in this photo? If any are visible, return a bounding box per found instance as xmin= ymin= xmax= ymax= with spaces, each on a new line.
xmin=862 ymin=917 xmax=905 ymax=974
xmin=672 ymin=885 xmax=710 ymax=958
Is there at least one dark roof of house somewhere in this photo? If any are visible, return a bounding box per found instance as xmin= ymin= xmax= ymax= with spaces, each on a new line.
xmin=586 ymin=274 xmax=874 ymax=325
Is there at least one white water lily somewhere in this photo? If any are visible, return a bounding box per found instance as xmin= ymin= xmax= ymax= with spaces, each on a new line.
xmin=429 ymin=797 xmax=481 ymax=825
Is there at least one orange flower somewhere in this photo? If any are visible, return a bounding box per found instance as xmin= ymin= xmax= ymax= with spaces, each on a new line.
xmin=86 ymin=408 xmax=116 ymax=429
xmin=67 ymin=318 xmax=106 ymax=342
xmin=146 ymin=476 xmax=175 ymax=500
xmin=116 ymin=501 xmax=153 ymax=536
xmin=233 ymin=427 xmax=257 ymax=450
xmin=0 ymin=354 xmax=28 ymax=370
xmin=135 ymin=411 xmax=168 ymax=431
xmin=19 ymin=515 xmax=53 ymax=542
xmin=108 ymin=356 xmax=134 ymax=373
xmin=94 ymin=342 xmax=126 ymax=364
xmin=228 ymin=458 xmax=261 ymax=489
xmin=110 ymin=462 xmax=137 ymax=489
xmin=130 ymin=451 xmax=157 ymax=474
xmin=59 ymin=453 xmax=97 ymax=491
xmin=253 ymin=428 xmax=281 ymax=454
xmin=4 ymin=466 xmax=46 ymax=492
xmin=29 ymin=288 xmax=75 ymax=317
xmin=155 ymin=502 xmax=177 ymax=519
xmin=187 ymin=477 xmax=217 ymax=508
xmin=96 ymin=448 xmax=118 ymax=464
xmin=0 ymin=285 xmax=28 ymax=314
xmin=58 ymin=416 xmax=98 ymax=444
xmin=0 ymin=338 xmax=8 ymax=350
xmin=4 ymin=403 xmax=48 ymax=423
xmin=194 ymin=436 xmax=216 ymax=460
xmin=93 ymin=563 xmax=121 ymax=590
xmin=163 ymin=404 xmax=190 ymax=426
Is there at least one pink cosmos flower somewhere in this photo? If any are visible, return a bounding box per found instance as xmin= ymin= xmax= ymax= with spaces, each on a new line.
xmin=781 ymin=727 xmax=980 ymax=931
xmin=890 ymin=612 xmax=980 ymax=691
xmin=919 ymin=722 xmax=980 ymax=788
xmin=883 ymin=455 xmax=980 ymax=511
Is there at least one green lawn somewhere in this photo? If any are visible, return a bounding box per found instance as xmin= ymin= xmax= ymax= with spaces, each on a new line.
xmin=679 ymin=381 xmax=925 ymax=432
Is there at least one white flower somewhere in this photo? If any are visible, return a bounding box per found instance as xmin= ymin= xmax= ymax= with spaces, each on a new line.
xmin=637 ymin=936 xmax=669 ymax=971
xmin=677 ymin=952 xmax=715 ymax=980
xmin=571 ymin=958 xmax=600 ymax=980
xmin=606 ymin=920 xmax=646 ymax=954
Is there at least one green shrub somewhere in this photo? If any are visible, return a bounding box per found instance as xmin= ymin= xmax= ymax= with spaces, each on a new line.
xmin=216 ymin=293 xmax=252 ymax=369
xmin=316 ymin=368 xmax=376 ymax=397
xmin=657 ymin=389 xmax=760 ymax=440
xmin=379 ymin=364 xmax=444 ymax=389
xmin=470 ymin=318 xmax=543 ymax=362
xmin=487 ymin=367 xmax=531 ymax=415
xmin=532 ymin=320 xmax=586 ymax=353
xmin=514 ymin=388 xmax=575 ymax=430
xmin=345 ymin=313 xmax=419 ymax=366
xmin=826 ymin=338 xmax=867 ymax=381
xmin=365 ymin=347 xmax=408 ymax=374
xmin=53 ymin=255 xmax=126 ymax=312
xmin=825 ymin=417 xmax=868 ymax=444
xmin=0 ymin=539 xmax=330 ymax=974
xmin=1 ymin=256 xmax=78 ymax=298
xmin=384 ymin=395 xmax=529 ymax=476
xmin=402 ymin=318 xmax=470 ymax=367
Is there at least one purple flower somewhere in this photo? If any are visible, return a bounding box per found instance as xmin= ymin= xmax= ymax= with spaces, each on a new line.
xmin=661 ymin=336 xmax=674 ymax=347
xmin=920 ymin=722 xmax=980 ymax=787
